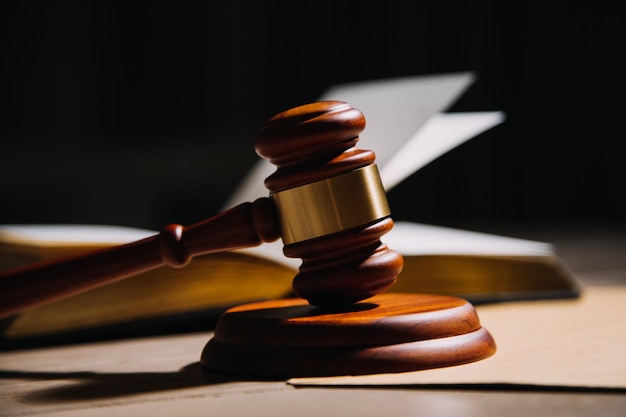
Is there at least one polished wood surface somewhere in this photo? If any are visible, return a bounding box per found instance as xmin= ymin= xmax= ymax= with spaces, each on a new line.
xmin=256 ymin=101 xmax=375 ymax=191
xmin=201 ymin=293 xmax=496 ymax=377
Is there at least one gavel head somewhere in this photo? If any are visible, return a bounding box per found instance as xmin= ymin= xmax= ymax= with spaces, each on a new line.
xmin=255 ymin=101 xmax=404 ymax=307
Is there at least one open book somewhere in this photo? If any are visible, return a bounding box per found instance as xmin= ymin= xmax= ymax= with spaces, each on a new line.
xmin=0 ymin=73 xmax=581 ymax=346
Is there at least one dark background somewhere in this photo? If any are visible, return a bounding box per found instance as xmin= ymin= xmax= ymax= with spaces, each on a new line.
xmin=1 ymin=1 xmax=624 ymax=233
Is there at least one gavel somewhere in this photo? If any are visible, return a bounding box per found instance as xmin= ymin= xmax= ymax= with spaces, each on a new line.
xmin=1 ymin=100 xmax=495 ymax=377
xmin=0 ymin=101 xmax=404 ymax=319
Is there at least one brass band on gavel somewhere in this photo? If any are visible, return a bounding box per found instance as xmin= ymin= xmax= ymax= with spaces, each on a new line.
xmin=272 ymin=164 xmax=390 ymax=245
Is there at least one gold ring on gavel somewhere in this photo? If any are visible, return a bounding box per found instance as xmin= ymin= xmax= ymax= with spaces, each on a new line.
xmin=272 ymin=164 xmax=390 ymax=245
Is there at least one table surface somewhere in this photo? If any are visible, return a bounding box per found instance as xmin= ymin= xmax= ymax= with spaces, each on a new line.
xmin=1 ymin=225 xmax=625 ymax=417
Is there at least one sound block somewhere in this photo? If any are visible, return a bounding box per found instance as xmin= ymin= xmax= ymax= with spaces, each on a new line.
xmin=201 ymin=293 xmax=496 ymax=378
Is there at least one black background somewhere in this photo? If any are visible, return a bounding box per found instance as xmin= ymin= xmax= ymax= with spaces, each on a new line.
xmin=1 ymin=1 xmax=624 ymax=232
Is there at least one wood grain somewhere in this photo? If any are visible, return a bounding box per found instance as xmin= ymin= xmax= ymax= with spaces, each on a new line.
xmin=201 ymin=293 xmax=496 ymax=377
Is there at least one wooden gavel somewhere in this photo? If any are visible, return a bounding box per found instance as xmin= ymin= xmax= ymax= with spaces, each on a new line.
xmin=0 ymin=101 xmax=404 ymax=319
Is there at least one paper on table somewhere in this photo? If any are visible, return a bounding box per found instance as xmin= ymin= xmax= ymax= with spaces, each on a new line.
xmin=288 ymin=286 xmax=626 ymax=390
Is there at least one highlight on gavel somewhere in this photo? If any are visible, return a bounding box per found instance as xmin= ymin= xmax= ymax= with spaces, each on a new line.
xmin=0 ymin=101 xmax=403 ymax=318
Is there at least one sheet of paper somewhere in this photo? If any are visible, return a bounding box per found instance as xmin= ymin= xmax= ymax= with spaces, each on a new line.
xmin=288 ymin=286 xmax=626 ymax=389
xmin=238 ymin=220 xmax=552 ymax=269
xmin=380 ymin=111 xmax=505 ymax=190
xmin=0 ymin=224 xmax=155 ymax=246
xmin=223 ymin=72 xmax=476 ymax=208
xmin=387 ymin=221 xmax=551 ymax=256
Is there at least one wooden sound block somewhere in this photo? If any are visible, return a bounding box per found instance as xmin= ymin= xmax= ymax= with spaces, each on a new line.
xmin=201 ymin=293 xmax=496 ymax=378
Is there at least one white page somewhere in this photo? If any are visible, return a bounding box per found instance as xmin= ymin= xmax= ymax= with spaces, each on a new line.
xmin=387 ymin=221 xmax=551 ymax=256
xmin=223 ymin=72 xmax=476 ymax=209
xmin=239 ymin=221 xmax=552 ymax=270
xmin=380 ymin=111 xmax=505 ymax=190
xmin=320 ymin=72 xmax=476 ymax=167
xmin=0 ymin=224 xmax=155 ymax=246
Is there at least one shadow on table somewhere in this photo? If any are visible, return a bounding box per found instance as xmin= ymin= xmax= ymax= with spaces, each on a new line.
xmin=4 ymin=360 xmax=625 ymax=405
xmin=0 ymin=362 xmax=285 ymax=403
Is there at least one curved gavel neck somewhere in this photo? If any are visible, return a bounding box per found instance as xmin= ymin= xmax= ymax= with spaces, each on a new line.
xmin=168 ymin=197 xmax=280 ymax=266
xmin=0 ymin=198 xmax=280 ymax=319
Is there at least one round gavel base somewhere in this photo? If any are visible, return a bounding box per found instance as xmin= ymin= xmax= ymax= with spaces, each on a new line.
xmin=201 ymin=293 xmax=496 ymax=378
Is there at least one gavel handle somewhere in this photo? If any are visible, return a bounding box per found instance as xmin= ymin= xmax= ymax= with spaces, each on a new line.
xmin=0 ymin=198 xmax=280 ymax=319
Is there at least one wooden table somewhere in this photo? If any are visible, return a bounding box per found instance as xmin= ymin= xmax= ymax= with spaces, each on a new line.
xmin=2 ymin=226 xmax=625 ymax=416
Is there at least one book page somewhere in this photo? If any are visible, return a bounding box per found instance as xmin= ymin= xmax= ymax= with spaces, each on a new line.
xmin=380 ymin=111 xmax=505 ymax=189
xmin=224 ymin=72 xmax=476 ymax=209
xmin=239 ymin=221 xmax=552 ymax=269
xmin=0 ymin=224 xmax=156 ymax=247
xmin=388 ymin=222 xmax=552 ymax=257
